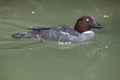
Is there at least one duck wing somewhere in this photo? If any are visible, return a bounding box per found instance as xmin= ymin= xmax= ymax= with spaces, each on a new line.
xmin=29 ymin=25 xmax=80 ymax=36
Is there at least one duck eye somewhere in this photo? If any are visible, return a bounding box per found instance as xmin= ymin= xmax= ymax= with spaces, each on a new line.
xmin=86 ymin=18 xmax=90 ymax=22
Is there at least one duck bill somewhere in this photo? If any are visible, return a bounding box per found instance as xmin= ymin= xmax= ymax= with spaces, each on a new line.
xmin=92 ymin=21 xmax=102 ymax=29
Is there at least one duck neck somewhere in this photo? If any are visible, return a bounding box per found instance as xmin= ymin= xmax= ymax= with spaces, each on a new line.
xmin=74 ymin=24 xmax=85 ymax=33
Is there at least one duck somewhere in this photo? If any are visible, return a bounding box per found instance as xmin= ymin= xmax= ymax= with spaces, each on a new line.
xmin=12 ymin=16 xmax=102 ymax=43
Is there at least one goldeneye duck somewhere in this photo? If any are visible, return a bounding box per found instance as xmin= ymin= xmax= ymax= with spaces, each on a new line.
xmin=12 ymin=16 xmax=102 ymax=43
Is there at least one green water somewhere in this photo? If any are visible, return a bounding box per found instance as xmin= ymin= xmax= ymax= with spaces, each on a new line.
xmin=0 ymin=0 xmax=120 ymax=80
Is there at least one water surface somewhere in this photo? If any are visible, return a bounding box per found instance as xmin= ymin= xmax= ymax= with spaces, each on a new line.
xmin=0 ymin=0 xmax=120 ymax=80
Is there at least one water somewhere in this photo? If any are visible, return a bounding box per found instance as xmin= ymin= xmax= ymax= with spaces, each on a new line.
xmin=0 ymin=0 xmax=120 ymax=80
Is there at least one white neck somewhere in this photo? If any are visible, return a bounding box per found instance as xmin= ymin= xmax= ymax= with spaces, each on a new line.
xmin=82 ymin=31 xmax=94 ymax=35
xmin=81 ymin=31 xmax=95 ymax=40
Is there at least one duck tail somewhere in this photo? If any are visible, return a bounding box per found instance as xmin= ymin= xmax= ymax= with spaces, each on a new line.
xmin=11 ymin=32 xmax=34 ymax=39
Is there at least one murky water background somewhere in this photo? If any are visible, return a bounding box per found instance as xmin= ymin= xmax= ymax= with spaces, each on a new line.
xmin=0 ymin=0 xmax=120 ymax=80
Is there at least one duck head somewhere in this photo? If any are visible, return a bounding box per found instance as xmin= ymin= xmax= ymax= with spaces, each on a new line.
xmin=74 ymin=16 xmax=102 ymax=33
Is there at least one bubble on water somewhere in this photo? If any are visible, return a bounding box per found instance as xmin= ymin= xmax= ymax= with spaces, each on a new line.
xmin=109 ymin=40 xmax=112 ymax=43
xmin=86 ymin=53 xmax=90 ymax=55
xmin=95 ymin=9 xmax=98 ymax=11
xmin=30 ymin=48 xmax=33 ymax=50
xmin=30 ymin=27 xmax=33 ymax=28
xmin=32 ymin=11 xmax=35 ymax=14
xmin=101 ymin=53 xmax=104 ymax=56
xmin=26 ymin=25 xmax=33 ymax=28
xmin=113 ymin=44 xmax=116 ymax=46
xmin=105 ymin=45 xmax=108 ymax=49
xmin=103 ymin=15 xmax=109 ymax=19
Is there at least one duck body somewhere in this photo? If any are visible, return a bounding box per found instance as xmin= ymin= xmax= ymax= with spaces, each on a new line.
xmin=12 ymin=16 xmax=102 ymax=43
